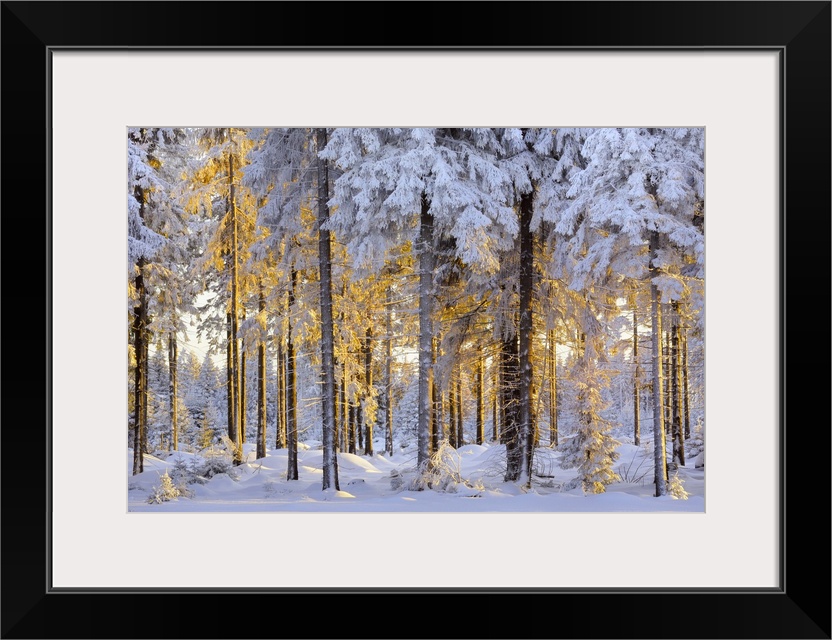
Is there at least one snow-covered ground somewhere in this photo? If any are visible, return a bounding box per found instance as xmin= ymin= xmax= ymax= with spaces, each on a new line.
xmin=128 ymin=435 xmax=704 ymax=513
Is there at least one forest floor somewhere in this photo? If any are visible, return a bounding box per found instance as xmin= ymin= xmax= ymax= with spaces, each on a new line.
xmin=128 ymin=434 xmax=704 ymax=512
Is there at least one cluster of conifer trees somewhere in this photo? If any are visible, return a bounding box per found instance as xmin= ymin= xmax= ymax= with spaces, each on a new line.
xmin=128 ymin=127 xmax=703 ymax=496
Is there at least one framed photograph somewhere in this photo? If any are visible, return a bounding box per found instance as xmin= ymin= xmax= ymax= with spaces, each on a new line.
xmin=3 ymin=2 xmax=829 ymax=638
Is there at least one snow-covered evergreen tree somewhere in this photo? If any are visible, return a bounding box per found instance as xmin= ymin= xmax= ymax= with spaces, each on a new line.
xmin=126 ymin=126 xmax=708 ymax=507
xmin=243 ymin=127 xmax=342 ymax=487
xmin=146 ymin=347 xmax=169 ymax=451
xmin=182 ymin=127 xmax=262 ymax=464
xmin=323 ymin=128 xmax=518 ymax=470
xmin=559 ymin=333 xmax=621 ymax=494
xmin=128 ymin=127 xmax=186 ymax=473
xmin=546 ymin=128 xmax=703 ymax=496
xmin=184 ymin=354 xmax=224 ymax=448
xmin=173 ymin=349 xmax=200 ymax=449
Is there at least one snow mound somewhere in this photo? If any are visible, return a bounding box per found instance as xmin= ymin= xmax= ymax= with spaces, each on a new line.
xmin=337 ymin=452 xmax=383 ymax=473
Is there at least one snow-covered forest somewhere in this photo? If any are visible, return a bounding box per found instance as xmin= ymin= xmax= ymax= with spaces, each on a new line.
xmin=128 ymin=127 xmax=704 ymax=512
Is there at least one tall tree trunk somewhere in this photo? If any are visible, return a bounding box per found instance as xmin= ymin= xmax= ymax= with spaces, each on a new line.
xmin=532 ymin=376 xmax=539 ymax=449
xmin=142 ymin=336 xmax=149 ymax=454
xmin=168 ymin=332 xmax=178 ymax=451
xmin=240 ymin=331 xmax=246 ymax=446
xmin=131 ymin=140 xmax=147 ymax=475
xmin=348 ymin=402 xmax=356 ymax=455
xmin=286 ymin=268 xmax=298 ymax=481
xmin=650 ymin=231 xmax=668 ymax=496
xmin=513 ymin=187 xmax=535 ymax=484
xmin=385 ymin=285 xmax=394 ymax=456
xmin=671 ymin=300 xmax=685 ymax=466
xmin=355 ymin=336 xmax=364 ymax=451
xmin=340 ymin=278 xmax=348 ymax=453
xmin=431 ymin=336 xmax=442 ymax=453
xmin=316 ymin=128 xmax=339 ymax=491
xmin=502 ymin=327 xmax=521 ymax=481
xmin=227 ymin=311 xmax=236 ymax=446
xmin=492 ymin=350 xmax=499 ymax=442
xmin=417 ymin=192 xmax=434 ymax=469
xmin=335 ymin=376 xmax=341 ymax=453
xmin=363 ymin=327 xmax=374 ymax=456
xmin=229 ymin=147 xmax=242 ymax=464
xmin=448 ymin=368 xmax=458 ymax=448
xmin=356 ymin=373 xmax=364 ymax=452
xmin=476 ymin=350 xmax=484 ymax=445
xmin=682 ymin=327 xmax=691 ymax=439
xmin=456 ymin=366 xmax=463 ymax=447
xmin=548 ymin=329 xmax=558 ymax=447
xmin=431 ymin=353 xmax=437 ymax=453
xmin=257 ymin=284 xmax=267 ymax=460
xmin=632 ymin=308 xmax=641 ymax=447
xmin=275 ymin=337 xmax=286 ymax=449
xmin=662 ymin=324 xmax=673 ymax=435
xmin=341 ymin=360 xmax=348 ymax=453
xmin=132 ymin=257 xmax=146 ymax=475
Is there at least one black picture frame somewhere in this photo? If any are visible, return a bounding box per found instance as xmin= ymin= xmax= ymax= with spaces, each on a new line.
xmin=2 ymin=2 xmax=829 ymax=638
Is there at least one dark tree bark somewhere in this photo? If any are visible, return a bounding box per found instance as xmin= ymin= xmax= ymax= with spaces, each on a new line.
xmin=341 ymin=360 xmax=348 ymax=452
xmin=548 ymin=329 xmax=558 ymax=447
xmin=663 ymin=323 xmax=672 ymax=435
xmin=240 ymin=331 xmax=246 ymax=446
xmin=229 ymin=147 xmax=242 ymax=464
xmin=532 ymin=375 xmax=539 ymax=449
xmin=335 ymin=375 xmax=341 ymax=453
xmin=650 ymin=231 xmax=668 ymax=496
xmin=456 ymin=366 xmax=463 ymax=448
xmin=417 ymin=192 xmax=434 ymax=469
xmin=385 ymin=285 xmax=394 ymax=456
xmin=357 ymin=393 xmax=364 ymax=452
xmin=227 ymin=311 xmax=236 ymax=447
xmin=682 ymin=327 xmax=691 ymax=439
xmin=431 ymin=336 xmax=442 ymax=453
xmin=502 ymin=327 xmax=521 ymax=480
xmin=506 ymin=191 xmax=534 ymax=486
xmin=142 ymin=335 xmax=149 ymax=455
xmin=316 ymin=128 xmax=340 ymax=491
xmin=348 ymin=402 xmax=356 ymax=455
xmin=429 ymin=374 xmax=435 ymax=455
xmin=168 ymin=332 xmax=178 ymax=451
xmin=132 ymin=255 xmax=146 ymax=475
xmin=256 ymin=283 xmax=267 ymax=460
xmin=286 ymin=268 xmax=298 ymax=481
xmin=340 ymin=278 xmax=348 ymax=453
xmin=671 ymin=301 xmax=685 ymax=466
xmin=476 ymin=350 xmax=484 ymax=445
xmin=131 ymin=140 xmax=148 ymax=475
xmin=363 ymin=327 xmax=374 ymax=456
xmin=448 ymin=368 xmax=458 ymax=449
xmin=632 ymin=307 xmax=641 ymax=447
xmin=275 ymin=337 xmax=286 ymax=449
xmin=492 ymin=350 xmax=499 ymax=442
